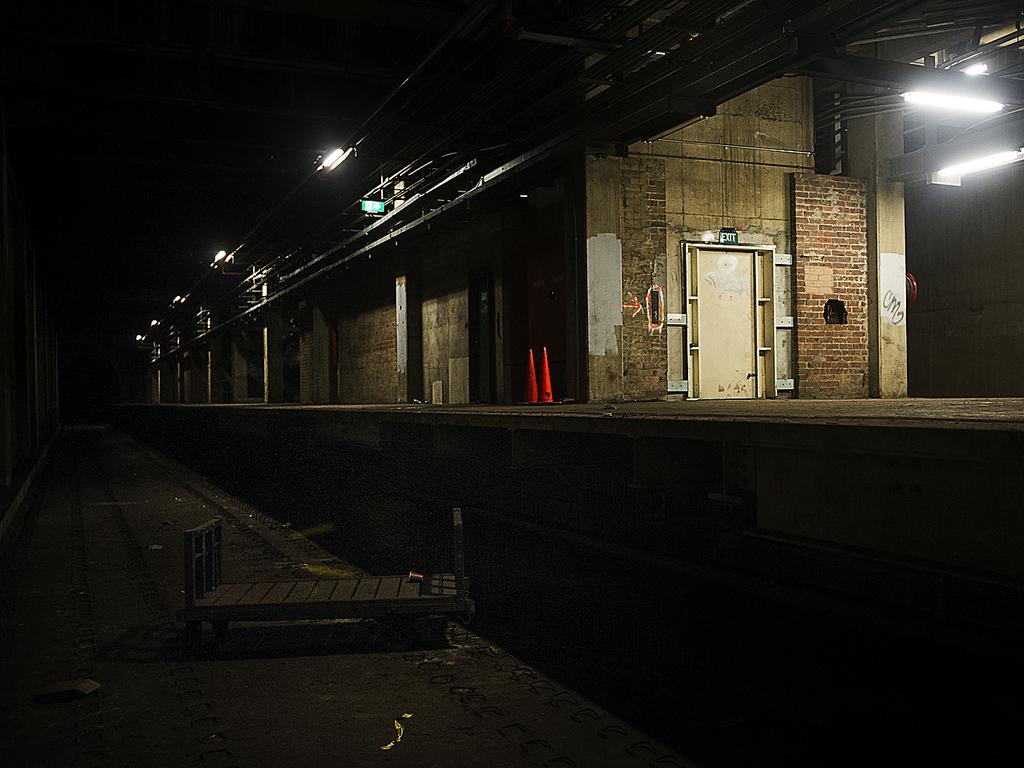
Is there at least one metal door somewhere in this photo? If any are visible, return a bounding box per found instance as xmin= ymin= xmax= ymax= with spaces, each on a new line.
xmin=682 ymin=243 xmax=776 ymax=399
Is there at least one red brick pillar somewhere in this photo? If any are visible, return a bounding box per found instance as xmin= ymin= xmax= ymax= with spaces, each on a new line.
xmin=792 ymin=174 xmax=869 ymax=398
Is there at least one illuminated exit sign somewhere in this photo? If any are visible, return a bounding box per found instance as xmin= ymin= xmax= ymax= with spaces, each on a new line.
xmin=360 ymin=199 xmax=385 ymax=214
xmin=719 ymin=228 xmax=738 ymax=245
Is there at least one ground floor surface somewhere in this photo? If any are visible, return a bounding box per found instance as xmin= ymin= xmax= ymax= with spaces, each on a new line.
xmin=0 ymin=428 xmax=693 ymax=768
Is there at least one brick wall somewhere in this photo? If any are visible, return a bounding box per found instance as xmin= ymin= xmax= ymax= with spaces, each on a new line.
xmin=793 ymin=173 xmax=869 ymax=398
xmin=620 ymin=155 xmax=668 ymax=400
xmin=298 ymin=328 xmax=313 ymax=402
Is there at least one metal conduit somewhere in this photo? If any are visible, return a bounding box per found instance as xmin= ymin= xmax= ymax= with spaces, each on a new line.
xmin=644 ymin=138 xmax=814 ymax=155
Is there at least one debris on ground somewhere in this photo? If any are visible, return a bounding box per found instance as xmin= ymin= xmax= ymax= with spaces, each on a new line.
xmin=35 ymin=679 xmax=101 ymax=703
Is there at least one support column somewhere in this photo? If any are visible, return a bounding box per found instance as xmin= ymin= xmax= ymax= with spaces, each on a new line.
xmin=159 ymin=360 xmax=177 ymax=403
xmin=147 ymin=366 xmax=159 ymax=403
xmin=395 ymin=271 xmax=423 ymax=402
xmin=0 ymin=153 xmax=12 ymax=486
xmin=848 ymin=111 xmax=909 ymax=398
xmin=582 ymin=155 xmax=624 ymax=402
xmin=310 ymin=291 xmax=332 ymax=403
xmin=263 ymin=311 xmax=284 ymax=403
xmin=229 ymin=331 xmax=248 ymax=402
xmin=207 ymin=336 xmax=225 ymax=403
xmin=182 ymin=356 xmax=193 ymax=403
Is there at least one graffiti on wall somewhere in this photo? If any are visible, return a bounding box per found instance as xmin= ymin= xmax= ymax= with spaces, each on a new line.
xmin=882 ymin=289 xmax=905 ymax=325
xmin=622 ymin=292 xmax=643 ymax=318
xmin=646 ymin=283 xmax=664 ymax=334
xmin=622 ymin=285 xmax=665 ymax=334
xmin=880 ymin=252 xmax=907 ymax=327
xmin=704 ymin=254 xmax=750 ymax=295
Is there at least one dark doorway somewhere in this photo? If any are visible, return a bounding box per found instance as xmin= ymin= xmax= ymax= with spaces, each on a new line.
xmin=469 ymin=273 xmax=495 ymax=403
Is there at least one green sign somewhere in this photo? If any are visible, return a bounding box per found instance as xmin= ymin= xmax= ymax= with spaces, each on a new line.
xmin=360 ymin=199 xmax=386 ymax=214
xmin=719 ymin=228 xmax=738 ymax=245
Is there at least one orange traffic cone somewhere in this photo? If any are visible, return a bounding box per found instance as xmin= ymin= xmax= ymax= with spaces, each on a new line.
xmin=523 ymin=348 xmax=538 ymax=403
xmin=538 ymin=346 xmax=553 ymax=403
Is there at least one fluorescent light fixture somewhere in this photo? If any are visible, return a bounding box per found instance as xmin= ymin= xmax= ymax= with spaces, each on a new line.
xmin=963 ymin=63 xmax=989 ymax=76
xmin=214 ymin=250 xmax=227 ymax=262
xmin=319 ymin=147 xmax=353 ymax=172
xmin=902 ymin=91 xmax=1003 ymax=113
xmin=519 ymin=193 xmax=529 ymax=198
xmin=937 ymin=148 xmax=1024 ymax=177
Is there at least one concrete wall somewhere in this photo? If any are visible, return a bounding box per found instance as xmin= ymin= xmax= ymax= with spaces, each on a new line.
xmin=906 ymin=163 xmax=1024 ymax=396
xmin=793 ymin=174 xmax=870 ymax=398
xmin=420 ymin=232 xmax=472 ymax=404
xmin=583 ymin=155 xmax=669 ymax=402
xmin=1 ymin=149 xmax=59 ymax=536
xmin=333 ymin=260 xmax=398 ymax=404
xmin=659 ymin=77 xmax=815 ymax=393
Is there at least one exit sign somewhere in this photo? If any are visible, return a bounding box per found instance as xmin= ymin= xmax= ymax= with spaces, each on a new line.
xmin=719 ymin=228 xmax=738 ymax=245
xmin=360 ymin=199 xmax=385 ymax=214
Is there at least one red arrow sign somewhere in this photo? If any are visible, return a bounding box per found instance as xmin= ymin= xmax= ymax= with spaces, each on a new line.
xmin=622 ymin=292 xmax=643 ymax=318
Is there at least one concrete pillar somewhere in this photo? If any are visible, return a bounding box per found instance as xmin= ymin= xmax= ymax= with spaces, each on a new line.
xmin=395 ymin=272 xmax=423 ymax=402
xmin=207 ymin=336 xmax=224 ymax=403
xmin=159 ymin=361 xmax=176 ymax=403
xmin=182 ymin=357 xmax=194 ymax=403
xmin=582 ymin=155 xmax=624 ymax=402
xmin=229 ymin=332 xmax=248 ymax=402
xmin=1 ymin=154 xmax=13 ymax=486
xmin=263 ymin=311 xmax=284 ymax=403
xmin=848 ymin=111 xmax=909 ymax=398
xmin=310 ymin=293 xmax=332 ymax=403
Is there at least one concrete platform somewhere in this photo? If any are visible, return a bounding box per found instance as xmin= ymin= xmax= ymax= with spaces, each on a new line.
xmin=155 ymin=396 xmax=1024 ymax=428
xmin=0 ymin=427 xmax=696 ymax=768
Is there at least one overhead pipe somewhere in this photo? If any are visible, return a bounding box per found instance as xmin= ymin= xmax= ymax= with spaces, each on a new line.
xmin=517 ymin=29 xmax=621 ymax=53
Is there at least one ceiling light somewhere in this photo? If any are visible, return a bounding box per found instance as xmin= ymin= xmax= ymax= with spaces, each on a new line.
xmin=150 ymin=319 xmax=159 ymax=327
xmin=938 ymin=148 xmax=1024 ymax=177
xmin=902 ymin=91 xmax=1003 ymax=113
xmin=214 ymin=250 xmax=227 ymax=262
xmin=319 ymin=147 xmax=353 ymax=172
xmin=135 ymin=334 xmax=143 ymax=341
xmin=173 ymin=295 xmax=182 ymax=303
xmin=963 ymin=63 xmax=989 ymax=76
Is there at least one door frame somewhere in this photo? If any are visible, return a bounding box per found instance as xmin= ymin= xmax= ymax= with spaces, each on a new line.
xmin=678 ymin=242 xmax=778 ymax=400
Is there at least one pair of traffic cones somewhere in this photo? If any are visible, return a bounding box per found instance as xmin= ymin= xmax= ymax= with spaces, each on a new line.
xmin=523 ymin=347 xmax=553 ymax=404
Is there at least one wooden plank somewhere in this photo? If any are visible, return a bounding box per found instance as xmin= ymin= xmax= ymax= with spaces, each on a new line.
xmin=286 ymin=581 xmax=317 ymax=603
xmin=262 ymin=581 xmax=297 ymax=604
xmin=237 ymin=583 xmax=275 ymax=605
xmin=212 ymin=582 xmax=253 ymax=605
xmin=329 ymin=579 xmax=358 ymax=601
xmin=308 ymin=580 xmax=338 ymax=602
xmin=397 ymin=578 xmax=420 ymax=600
xmin=375 ymin=576 xmax=403 ymax=600
xmin=351 ymin=578 xmax=380 ymax=600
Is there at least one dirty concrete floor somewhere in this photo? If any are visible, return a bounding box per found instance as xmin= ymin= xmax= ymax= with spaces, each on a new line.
xmin=0 ymin=427 xmax=695 ymax=768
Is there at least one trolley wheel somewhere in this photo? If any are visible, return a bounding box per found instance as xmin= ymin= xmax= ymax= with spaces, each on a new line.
xmin=377 ymin=617 xmax=415 ymax=652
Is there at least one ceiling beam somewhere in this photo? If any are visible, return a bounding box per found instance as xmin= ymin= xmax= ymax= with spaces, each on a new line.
xmin=890 ymin=115 xmax=1024 ymax=181
xmin=795 ymin=54 xmax=1024 ymax=104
